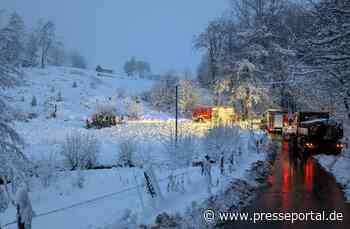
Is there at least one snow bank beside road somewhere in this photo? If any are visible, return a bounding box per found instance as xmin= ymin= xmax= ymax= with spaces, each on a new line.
xmin=315 ymin=149 xmax=350 ymax=201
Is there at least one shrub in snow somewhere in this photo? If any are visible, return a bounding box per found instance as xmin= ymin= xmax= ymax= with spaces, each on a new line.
xmin=149 ymin=74 xmax=179 ymax=112
xmin=203 ymin=126 xmax=240 ymax=162
xmin=117 ymin=139 xmax=138 ymax=167
xmin=16 ymin=187 xmax=33 ymax=229
xmin=20 ymin=96 xmax=25 ymax=102
xmin=167 ymin=173 xmax=185 ymax=194
xmin=126 ymin=99 xmax=143 ymax=120
xmin=35 ymin=152 xmax=59 ymax=188
xmin=43 ymin=97 xmax=57 ymax=119
xmin=178 ymin=79 xmax=200 ymax=117
xmin=56 ymin=91 xmax=63 ymax=102
xmin=30 ymin=96 xmax=37 ymax=107
xmin=72 ymin=170 xmax=85 ymax=189
xmin=61 ymin=131 xmax=100 ymax=170
xmin=72 ymin=81 xmax=78 ymax=88
xmin=0 ymin=187 xmax=9 ymax=213
xmin=154 ymin=212 xmax=181 ymax=228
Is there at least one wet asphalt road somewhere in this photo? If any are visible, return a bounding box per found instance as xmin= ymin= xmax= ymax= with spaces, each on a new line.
xmin=224 ymin=139 xmax=350 ymax=229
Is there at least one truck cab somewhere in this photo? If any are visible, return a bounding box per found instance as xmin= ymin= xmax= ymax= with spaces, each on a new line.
xmin=291 ymin=112 xmax=344 ymax=155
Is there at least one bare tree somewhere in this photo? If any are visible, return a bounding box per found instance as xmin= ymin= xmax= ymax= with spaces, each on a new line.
xmin=22 ymin=32 xmax=39 ymax=67
xmin=49 ymin=41 xmax=65 ymax=66
xmin=37 ymin=20 xmax=55 ymax=68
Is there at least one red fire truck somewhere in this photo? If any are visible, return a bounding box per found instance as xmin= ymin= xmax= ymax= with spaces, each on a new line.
xmin=192 ymin=106 xmax=213 ymax=122
xmin=192 ymin=106 xmax=235 ymax=124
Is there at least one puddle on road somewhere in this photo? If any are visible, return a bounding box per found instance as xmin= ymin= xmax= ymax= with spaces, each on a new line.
xmin=224 ymin=139 xmax=350 ymax=229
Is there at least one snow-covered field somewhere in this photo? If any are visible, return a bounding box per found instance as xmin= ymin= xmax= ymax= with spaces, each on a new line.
xmin=1 ymin=67 xmax=273 ymax=229
xmin=1 ymin=129 xmax=270 ymax=229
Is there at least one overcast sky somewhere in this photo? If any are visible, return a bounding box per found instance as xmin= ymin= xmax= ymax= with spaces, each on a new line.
xmin=1 ymin=0 xmax=228 ymax=74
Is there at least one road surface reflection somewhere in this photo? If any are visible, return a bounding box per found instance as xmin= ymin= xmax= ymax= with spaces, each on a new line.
xmin=224 ymin=139 xmax=350 ymax=229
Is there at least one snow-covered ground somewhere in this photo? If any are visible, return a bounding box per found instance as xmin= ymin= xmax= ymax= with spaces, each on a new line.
xmin=1 ymin=128 xmax=270 ymax=229
xmin=1 ymin=67 xmax=273 ymax=229
xmin=315 ymin=125 xmax=350 ymax=202
xmin=315 ymin=149 xmax=350 ymax=202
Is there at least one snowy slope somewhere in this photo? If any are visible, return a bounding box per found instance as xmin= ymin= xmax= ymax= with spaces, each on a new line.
xmin=4 ymin=66 xmax=161 ymax=161
xmin=1 ymin=129 xmax=270 ymax=229
xmin=1 ymin=66 xmax=273 ymax=229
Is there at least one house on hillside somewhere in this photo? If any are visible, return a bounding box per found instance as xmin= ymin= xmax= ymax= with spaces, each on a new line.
xmin=96 ymin=65 xmax=114 ymax=75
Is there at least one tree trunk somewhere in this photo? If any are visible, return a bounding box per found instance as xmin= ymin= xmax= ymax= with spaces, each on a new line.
xmin=41 ymin=47 xmax=45 ymax=69
xmin=344 ymin=90 xmax=350 ymax=120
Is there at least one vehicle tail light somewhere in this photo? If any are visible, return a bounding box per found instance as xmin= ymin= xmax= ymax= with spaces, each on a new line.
xmin=336 ymin=143 xmax=344 ymax=148
xmin=305 ymin=142 xmax=315 ymax=148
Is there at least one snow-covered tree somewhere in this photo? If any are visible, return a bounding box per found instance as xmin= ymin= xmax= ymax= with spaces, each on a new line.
xmin=126 ymin=99 xmax=143 ymax=120
xmin=302 ymin=0 xmax=350 ymax=119
xmin=178 ymin=79 xmax=200 ymax=117
xmin=37 ymin=20 xmax=55 ymax=68
xmin=123 ymin=57 xmax=151 ymax=77
xmin=0 ymin=12 xmax=25 ymax=66
xmin=61 ymin=132 xmax=100 ymax=170
xmin=117 ymin=139 xmax=138 ymax=167
xmin=0 ymin=58 xmax=28 ymax=212
xmin=48 ymin=41 xmax=65 ymax=66
xmin=195 ymin=0 xmax=312 ymax=111
xmin=22 ymin=32 xmax=39 ymax=67
xmin=35 ymin=152 xmax=58 ymax=187
xmin=135 ymin=60 xmax=151 ymax=78
xmin=150 ymin=73 xmax=179 ymax=112
xmin=197 ymin=55 xmax=212 ymax=88
xmin=124 ymin=57 xmax=137 ymax=77
xmin=16 ymin=187 xmax=33 ymax=229
xmin=203 ymin=126 xmax=240 ymax=161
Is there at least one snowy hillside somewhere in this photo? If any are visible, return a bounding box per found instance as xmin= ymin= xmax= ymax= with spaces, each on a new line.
xmin=4 ymin=66 xmax=161 ymax=161
xmin=1 ymin=67 xmax=273 ymax=229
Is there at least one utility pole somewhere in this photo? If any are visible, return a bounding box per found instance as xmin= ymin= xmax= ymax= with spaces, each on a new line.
xmin=175 ymin=85 xmax=179 ymax=146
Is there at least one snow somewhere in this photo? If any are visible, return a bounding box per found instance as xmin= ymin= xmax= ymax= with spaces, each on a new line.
xmin=315 ymin=149 xmax=350 ymax=202
xmin=314 ymin=122 xmax=350 ymax=203
xmin=1 ymin=141 xmax=267 ymax=229
xmin=1 ymin=66 xmax=272 ymax=229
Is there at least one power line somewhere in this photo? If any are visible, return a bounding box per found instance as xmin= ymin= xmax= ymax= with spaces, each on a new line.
xmin=1 ymin=170 xmax=193 ymax=228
